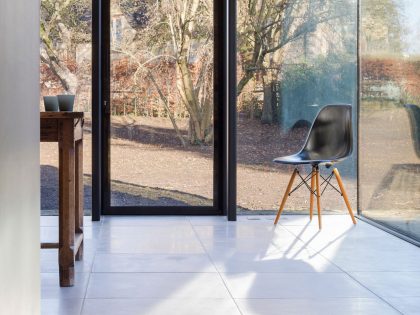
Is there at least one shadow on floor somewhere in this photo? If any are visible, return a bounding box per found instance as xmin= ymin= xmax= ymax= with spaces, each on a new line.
xmin=41 ymin=165 xmax=218 ymax=215
xmin=41 ymin=165 xmax=343 ymax=216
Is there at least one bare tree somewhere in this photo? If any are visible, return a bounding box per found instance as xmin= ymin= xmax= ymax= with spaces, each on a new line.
xmin=237 ymin=0 xmax=352 ymax=123
xmin=40 ymin=0 xmax=90 ymax=94
xmin=116 ymin=0 xmax=214 ymax=145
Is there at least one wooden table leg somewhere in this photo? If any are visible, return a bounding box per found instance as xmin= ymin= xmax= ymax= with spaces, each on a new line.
xmin=75 ymin=139 xmax=84 ymax=261
xmin=59 ymin=120 xmax=76 ymax=287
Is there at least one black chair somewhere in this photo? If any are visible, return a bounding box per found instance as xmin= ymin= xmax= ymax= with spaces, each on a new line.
xmin=273 ymin=104 xmax=356 ymax=229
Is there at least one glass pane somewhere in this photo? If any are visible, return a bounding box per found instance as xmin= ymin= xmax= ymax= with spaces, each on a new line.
xmin=110 ymin=0 xmax=214 ymax=207
xmin=40 ymin=0 xmax=92 ymax=215
xmin=236 ymin=0 xmax=358 ymax=213
xmin=360 ymin=0 xmax=420 ymax=240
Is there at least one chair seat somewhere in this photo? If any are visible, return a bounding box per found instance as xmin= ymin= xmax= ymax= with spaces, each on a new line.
xmin=273 ymin=153 xmax=340 ymax=165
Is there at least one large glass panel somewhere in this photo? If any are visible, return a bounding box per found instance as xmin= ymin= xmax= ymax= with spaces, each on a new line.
xmin=360 ymin=0 xmax=420 ymax=240
xmin=109 ymin=0 xmax=214 ymax=207
xmin=40 ymin=0 xmax=92 ymax=215
xmin=236 ymin=0 xmax=358 ymax=213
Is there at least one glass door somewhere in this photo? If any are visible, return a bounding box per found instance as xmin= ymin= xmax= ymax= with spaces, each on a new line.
xmin=102 ymin=0 xmax=224 ymax=214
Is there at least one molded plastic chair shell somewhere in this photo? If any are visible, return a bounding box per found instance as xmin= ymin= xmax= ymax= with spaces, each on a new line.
xmin=274 ymin=104 xmax=353 ymax=166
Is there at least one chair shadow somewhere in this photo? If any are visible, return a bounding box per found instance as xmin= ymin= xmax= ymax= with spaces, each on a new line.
xmin=205 ymin=219 xmax=352 ymax=307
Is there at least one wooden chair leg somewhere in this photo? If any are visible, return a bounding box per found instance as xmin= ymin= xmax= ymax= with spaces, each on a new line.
xmin=274 ymin=168 xmax=298 ymax=225
xmin=333 ymin=168 xmax=357 ymax=225
xmin=315 ymin=166 xmax=322 ymax=229
xmin=309 ymin=166 xmax=315 ymax=221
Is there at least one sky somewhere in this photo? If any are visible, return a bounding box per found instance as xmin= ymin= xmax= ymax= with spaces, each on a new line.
xmin=401 ymin=0 xmax=420 ymax=54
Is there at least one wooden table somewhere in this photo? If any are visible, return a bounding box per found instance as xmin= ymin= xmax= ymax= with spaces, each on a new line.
xmin=40 ymin=112 xmax=84 ymax=287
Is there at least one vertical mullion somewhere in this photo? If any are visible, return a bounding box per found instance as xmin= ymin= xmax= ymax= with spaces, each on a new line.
xmin=356 ymin=0 xmax=361 ymax=216
xmin=213 ymin=0 xmax=226 ymax=214
xmin=101 ymin=0 xmax=111 ymax=213
xmin=228 ymin=0 xmax=237 ymax=221
xmin=91 ymin=0 xmax=102 ymax=221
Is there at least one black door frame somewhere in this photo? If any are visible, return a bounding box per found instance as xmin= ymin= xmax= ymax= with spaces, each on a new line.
xmin=92 ymin=0 xmax=237 ymax=218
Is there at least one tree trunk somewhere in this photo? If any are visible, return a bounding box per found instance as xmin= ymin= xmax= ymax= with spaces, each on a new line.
xmin=261 ymin=81 xmax=278 ymax=124
xmin=176 ymin=59 xmax=205 ymax=144
xmin=40 ymin=50 xmax=78 ymax=94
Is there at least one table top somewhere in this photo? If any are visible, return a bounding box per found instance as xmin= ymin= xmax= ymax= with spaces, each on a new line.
xmin=40 ymin=112 xmax=84 ymax=119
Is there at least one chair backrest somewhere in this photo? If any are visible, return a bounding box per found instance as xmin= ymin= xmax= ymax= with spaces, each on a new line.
xmin=300 ymin=104 xmax=353 ymax=161
xmin=404 ymin=104 xmax=420 ymax=158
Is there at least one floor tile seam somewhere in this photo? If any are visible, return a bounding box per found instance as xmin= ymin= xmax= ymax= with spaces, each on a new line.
xmin=90 ymin=271 xmax=220 ymax=274
xmin=190 ymin=222 xmax=244 ymax=315
xmin=101 ymin=224 xmax=193 ymax=227
xmin=81 ymin=297 xmax=241 ymax=300
xmin=232 ymin=297 xmax=405 ymax=300
xmin=89 ymin=270 xmax=347 ymax=274
xmin=281 ymin=221 xmax=404 ymax=314
xmin=207 ymin=271 xmax=346 ymax=274
xmin=94 ymin=251 xmax=207 ymax=254
xmin=79 ymin=220 xmax=104 ymax=314
xmin=349 ymin=270 xmax=420 ymax=273
xmin=79 ymin=263 xmax=94 ymax=313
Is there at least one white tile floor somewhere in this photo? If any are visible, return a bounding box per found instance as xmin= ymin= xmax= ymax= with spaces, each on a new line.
xmin=40 ymin=215 xmax=420 ymax=315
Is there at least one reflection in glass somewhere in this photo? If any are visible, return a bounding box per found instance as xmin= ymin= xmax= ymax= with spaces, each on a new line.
xmin=236 ymin=0 xmax=358 ymax=212
xmin=360 ymin=0 xmax=420 ymax=240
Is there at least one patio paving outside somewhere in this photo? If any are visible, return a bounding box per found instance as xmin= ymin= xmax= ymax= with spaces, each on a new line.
xmin=41 ymin=215 xmax=420 ymax=315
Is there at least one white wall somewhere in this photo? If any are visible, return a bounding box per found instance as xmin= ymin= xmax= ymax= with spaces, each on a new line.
xmin=0 ymin=0 xmax=40 ymax=314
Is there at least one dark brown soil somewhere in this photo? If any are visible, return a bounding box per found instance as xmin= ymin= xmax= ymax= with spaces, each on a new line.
xmin=41 ymin=114 xmax=356 ymax=214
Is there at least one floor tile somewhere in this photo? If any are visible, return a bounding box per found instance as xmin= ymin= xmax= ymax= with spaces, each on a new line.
xmin=188 ymin=216 xmax=235 ymax=226
xmin=208 ymin=248 xmax=341 ymax=273
xmin=196 ymin=225 xmax=305 ymax=254
xmin=278 ymin=215 xmax=357 ymax=226
xmin=189 ymin=215 xmax=278 ymax=226
xmin=102 ymin=215 xmax=190 ymax=226
xmin=236 ymin=298 xmax=399 ymax=315
xmin=41 ymin=216 xmax=95 ymax=227
xmin=41 ymin=226 xmax=102 ymax=244
xmin=41 ymin=273 xmax=90 ymax=299
xmin=98 ymin=226 xmax=204 ymax=254
xmin=351 ymin=272 xmax=420 ymax=297
xmin=97 ymin=237 xmax=204 ymax=254
xmin=199 ymin=235 xmax=308 ymax=255
xmin=92 ymin=253 xmax=217 ymax=273
xmin=41 ymin=249 xmax=94 ymax=273
xmin=194 ymin=224 xmax=293 ymax=240
xmin=86 ymin=273 xmax=231 ymax=299
xmin=82 ymin=298 xmax=241 ymax=315
xmin=39 ymin=215 xmax=420 ymax=315
xmin=222 ymin=273 xmax=374 ymax=299
xmin=319 ymin=243 xmax=420 ymax=272
xmin=99 ymin=225 xmax=197 ymax=237
xmin=388 ymin=297 xmax=420 ymax=315
xmin=41 ymin=299 xmax=84 ymax=315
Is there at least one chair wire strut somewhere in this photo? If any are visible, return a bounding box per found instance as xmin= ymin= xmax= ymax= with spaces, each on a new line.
xmin=288 ymin=167 xmax=343 ymax=197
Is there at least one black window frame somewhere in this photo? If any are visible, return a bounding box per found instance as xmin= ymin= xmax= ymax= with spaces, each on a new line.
xmin=91 ymin=0 xmax=237 ymax=219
